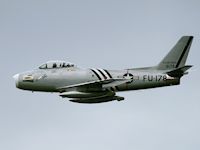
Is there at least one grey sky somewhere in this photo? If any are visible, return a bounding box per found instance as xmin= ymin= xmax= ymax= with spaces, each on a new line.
xmin=0 ymin=0 xmax=200 ymax=150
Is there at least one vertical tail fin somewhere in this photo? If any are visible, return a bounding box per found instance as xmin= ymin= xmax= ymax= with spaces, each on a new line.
xmin=157 ymin=36 xmax=193 ymax=70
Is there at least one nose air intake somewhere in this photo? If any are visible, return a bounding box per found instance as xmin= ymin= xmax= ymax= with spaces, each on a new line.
xmin=13 ymin=74 xmax=19 ymax=88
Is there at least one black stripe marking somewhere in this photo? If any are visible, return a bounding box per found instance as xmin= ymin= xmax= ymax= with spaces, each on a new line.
xmin=104 ymin=69 xmax=112 ymax=78
xmin=115 ymin=86 xmax=120 ymax=91
xmin=91 ymin=69 xmax=102 ymax=80
xmin=97 ymin=69 xmax=107 ymax=79
xmin=175 ymin=36 xmax=193 ymax=68
xmin=110 ymin=87 xmax=115 ymax=91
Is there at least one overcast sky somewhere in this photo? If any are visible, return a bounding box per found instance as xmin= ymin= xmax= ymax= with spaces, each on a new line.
xmin=0 ymin=0 xmax=200 ymax=150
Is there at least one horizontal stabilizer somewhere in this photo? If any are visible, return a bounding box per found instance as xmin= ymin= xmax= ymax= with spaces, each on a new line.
xmin=166 ymin=65 xmax=192 ymax=77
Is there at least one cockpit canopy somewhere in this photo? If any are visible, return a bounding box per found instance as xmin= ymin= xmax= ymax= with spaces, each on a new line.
xmin=39 ymin=61 xmax=75 ymax=69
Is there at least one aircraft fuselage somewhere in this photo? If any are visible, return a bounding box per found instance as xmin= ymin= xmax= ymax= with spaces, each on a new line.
xmin=14 ymin=67 xmax=179 ymax=92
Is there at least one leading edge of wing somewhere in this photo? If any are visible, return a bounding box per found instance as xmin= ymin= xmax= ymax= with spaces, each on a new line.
xmin=57 ymin=78 xmax=132 ymax=91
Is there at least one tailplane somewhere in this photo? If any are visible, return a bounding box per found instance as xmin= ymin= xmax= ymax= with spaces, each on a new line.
xmin=165 ymin=65 xmax=192 ymax=77
xmin=157 ymin=36 xmax=193 ymax=70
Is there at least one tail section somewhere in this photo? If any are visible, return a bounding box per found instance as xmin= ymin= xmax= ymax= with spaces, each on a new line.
xmin=157 ymin=36 xmax=193 ymax=70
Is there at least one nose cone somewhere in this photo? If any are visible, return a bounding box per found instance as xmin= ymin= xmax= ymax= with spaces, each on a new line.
xmin=13 ymin=74 xmax=19 ymax=88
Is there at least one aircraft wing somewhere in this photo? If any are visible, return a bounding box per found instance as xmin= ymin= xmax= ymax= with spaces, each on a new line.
xmin=57 ymin=78 xmax=131 ymax=91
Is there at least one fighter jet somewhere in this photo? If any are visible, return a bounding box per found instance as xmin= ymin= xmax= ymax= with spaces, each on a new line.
xmin=13 ymin=36 xmax=193 ymax=103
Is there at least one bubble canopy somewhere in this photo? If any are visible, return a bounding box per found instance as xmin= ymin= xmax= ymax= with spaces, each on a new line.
xmin=39 ymin=61 xmax=75 ymax=69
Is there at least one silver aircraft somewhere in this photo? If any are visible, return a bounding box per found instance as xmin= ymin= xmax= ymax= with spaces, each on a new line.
xmin=13 ymin=36 xmax=193 ymax=103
